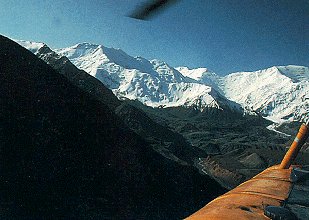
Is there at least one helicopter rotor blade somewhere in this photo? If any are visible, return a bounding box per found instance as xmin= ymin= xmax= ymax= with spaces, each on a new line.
xmin=128 ymin=0 xmax=179 ymax=20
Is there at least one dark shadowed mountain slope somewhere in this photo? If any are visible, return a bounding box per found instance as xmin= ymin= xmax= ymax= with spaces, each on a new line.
xmin=36 ymin=45 xmax=121 ymax=110
xmin=115 ymin=100 xmax=209 ymax=164
xmin=0 ymin=35 xmax=225 ymax=219
xmin=33 ymin=43 xmax=208 ymax=166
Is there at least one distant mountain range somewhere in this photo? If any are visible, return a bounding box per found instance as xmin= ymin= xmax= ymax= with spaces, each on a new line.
xmin=16 ymin=39 xmax=308 ymax=124
xmin=178 ymin=65 xmax=309 ymax=123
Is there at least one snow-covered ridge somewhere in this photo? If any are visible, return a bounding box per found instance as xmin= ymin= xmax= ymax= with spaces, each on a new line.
xmin=14 ymin=39 xmax=46 ymax=54
xmin=177 ymin=65 xmax=309 ymax=123
xmin=14 ymin=38 xmax=308 ymax=122
xmin=276 ymin=65 xmax=309 ymax=82
xmin=54 ymin=42 xmax=239 ymax=111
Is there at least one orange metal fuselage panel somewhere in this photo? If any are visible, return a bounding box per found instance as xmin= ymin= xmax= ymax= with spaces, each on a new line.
xmin=185 ymin=166 xmax=293 ymax=220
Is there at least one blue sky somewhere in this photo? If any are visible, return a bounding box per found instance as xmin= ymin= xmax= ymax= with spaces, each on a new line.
xmin=0 ymin=0 xmax=308 ymax=75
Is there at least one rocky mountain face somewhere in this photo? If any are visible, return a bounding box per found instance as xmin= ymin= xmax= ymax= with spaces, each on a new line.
xmin=15 ymin=38 xmax=309 ymax=189
xmin=1 ymin=35 xmax=227 ymax=219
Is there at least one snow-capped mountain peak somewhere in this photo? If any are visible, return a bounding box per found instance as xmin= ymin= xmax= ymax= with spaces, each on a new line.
xmin=176 ymin=66 xmax=223 ymax=94
xmin=14 ymin=39 xmax=46 ymax=54
xmin=15 ymin=38 xmax=308 ymax=123
xmin=59 ymin=42 xmax=101 ymax=58
xmin=218 ymin=66 xmax=308 ymax=122
xmin=54 ymin=42 xmax=239 ymax=111
xmin=176 ymin=67 xmax=212 ymax=80
xmin=176 ymin=65 xmax=308 ymax=123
